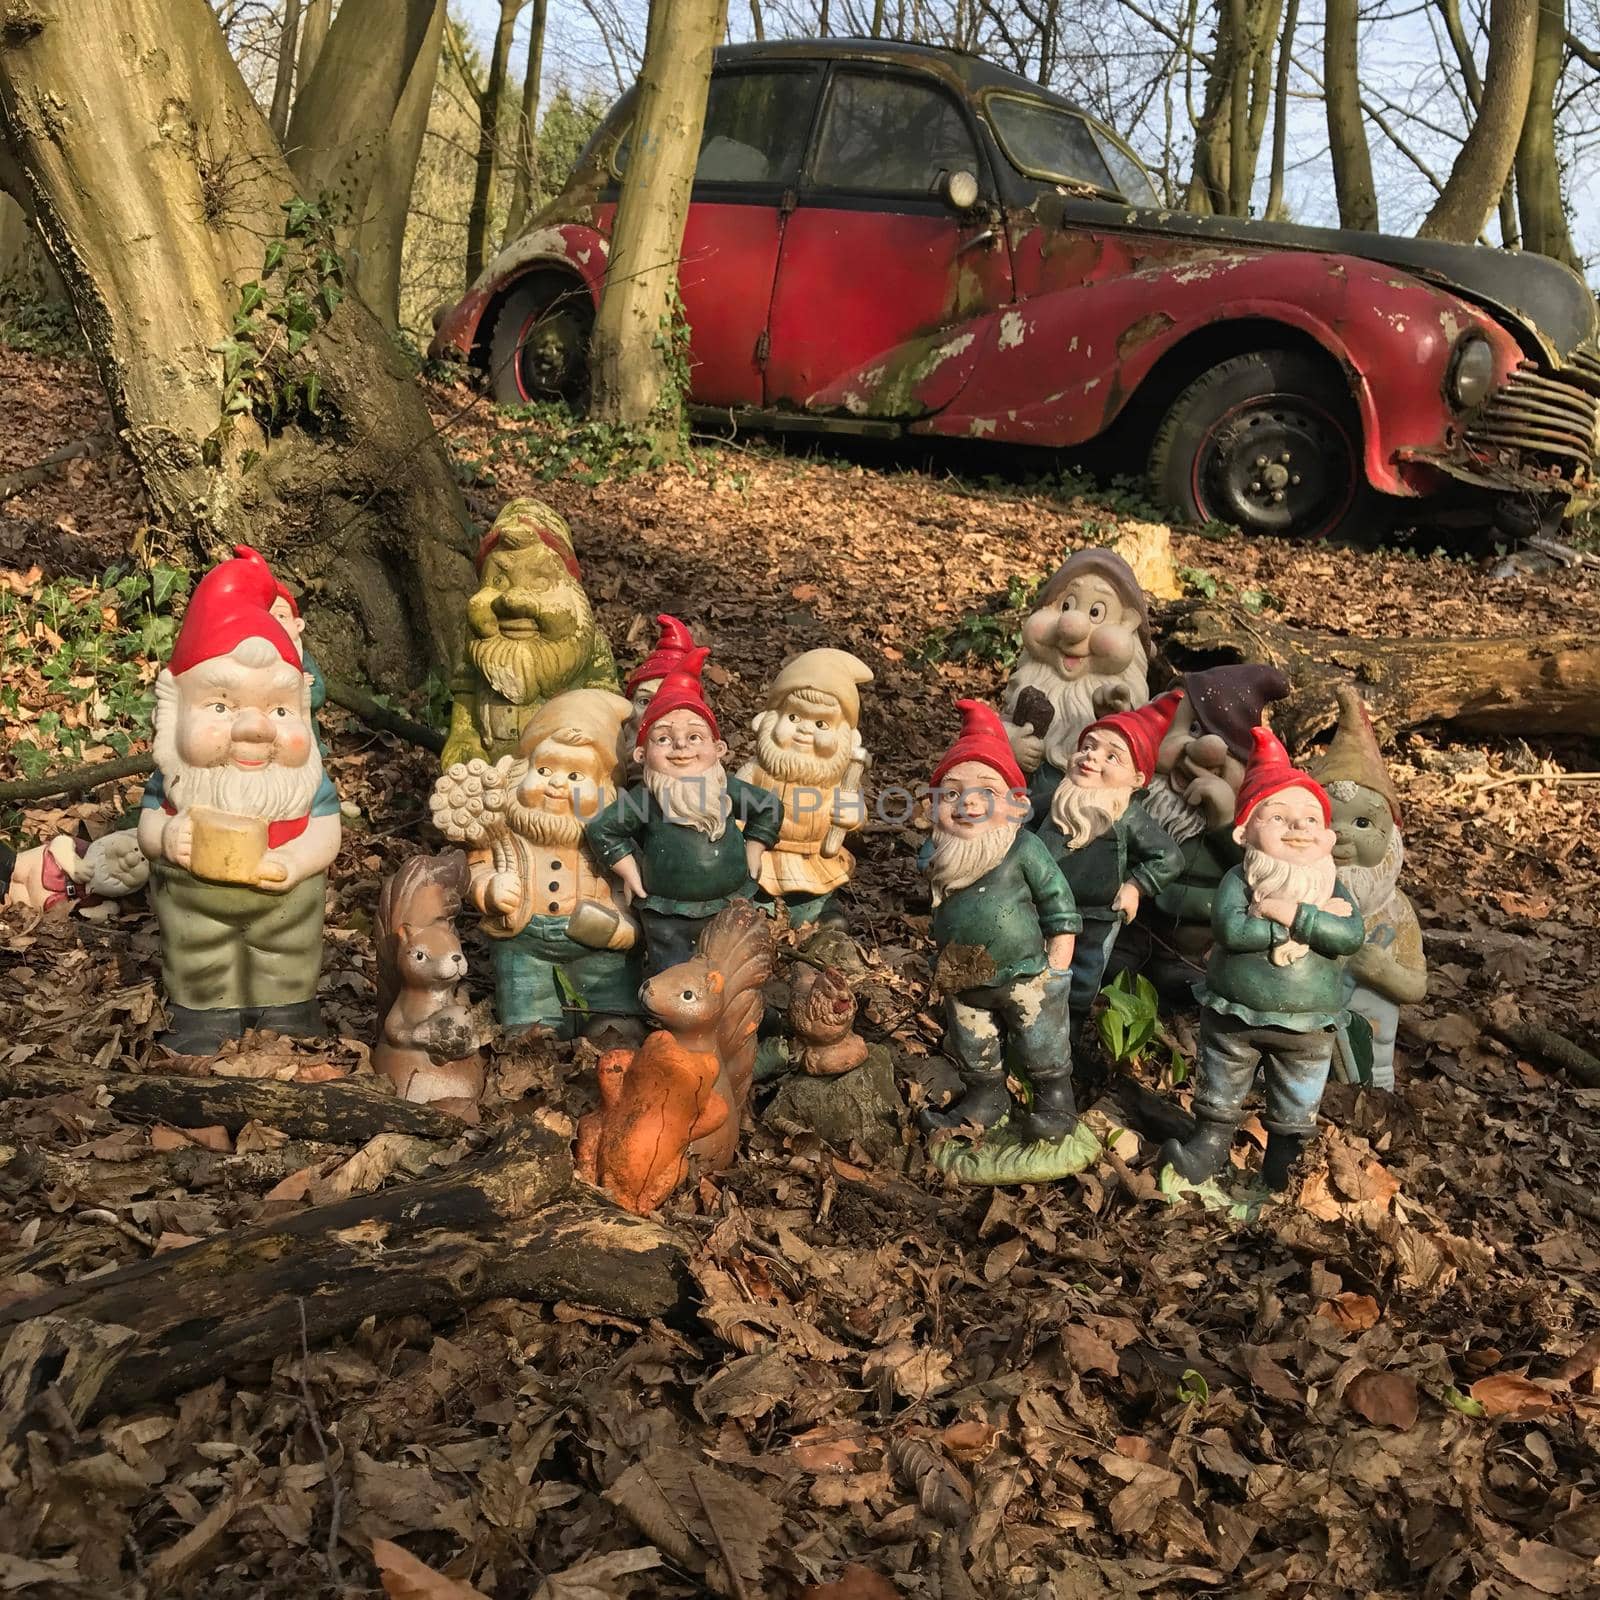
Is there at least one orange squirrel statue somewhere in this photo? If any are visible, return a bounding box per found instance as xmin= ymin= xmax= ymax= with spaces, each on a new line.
xmin=576 ymin=900 xmax=773 ymax=1213
xmin=374 ymin=851 xmax=489 ymax=1121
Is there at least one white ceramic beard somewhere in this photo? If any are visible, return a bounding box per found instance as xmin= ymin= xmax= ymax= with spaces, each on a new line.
xmin=1050 ymin=776 xmax=1132 ymax=848
xmin=1140 ymin=772 xmax=1209 ymax=843
xmin=1008 ymin=644 xmax=1149 ymax=771
xmin=1242 ymin=845 xmax=1338 ymax=965
xmin=925 ymin=820 xmax=1019 ymax=903
xmin=470 ymin=627 xmax=590 ymax=704
xmin=645 ymin=762 xmax=730 ymax=839
xmin=154 ymin=671 xmax=323 ymax=824
xmin=755 ymin=722 xmax=853 ymax=785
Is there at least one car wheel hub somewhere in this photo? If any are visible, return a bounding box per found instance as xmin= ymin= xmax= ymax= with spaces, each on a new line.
xmin=518 ymin=308 xmax=586 ymax=399
xmin=1202 ymin=401 xmax=1347 ymax=534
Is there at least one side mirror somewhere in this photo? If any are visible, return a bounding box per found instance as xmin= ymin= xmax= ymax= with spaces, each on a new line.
xmin=943 ymin=169 xmax=980 ymax=211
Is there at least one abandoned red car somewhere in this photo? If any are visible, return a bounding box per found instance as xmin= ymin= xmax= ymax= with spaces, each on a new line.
xmin=431 ymin=39 xmax=1600 ymax=542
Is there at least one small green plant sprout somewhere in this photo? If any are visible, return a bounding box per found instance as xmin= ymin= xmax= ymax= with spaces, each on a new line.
xmin=919 ymin=572 xmax=1041 ymax=667
xmin=1096 ymin=969 xmax=1192 ymax=1084
xmin=1176 ymin=1368 xmax=1210 ymax=1406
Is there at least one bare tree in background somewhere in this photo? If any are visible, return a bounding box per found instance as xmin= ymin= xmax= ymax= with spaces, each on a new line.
xmin=501 ymin=0 xmax=551 ymax=247
xmin=1325 ymin=0 xmax=1379 ymax=227
xmin=463 ymin=0 xmax=528 ymax=283
xmin=269 ymin=0 xmax=302 ymax=140
xmin=298 ymin=0 xmax=331 ymax=82
xmin=1515 ymin=0 xmax=1580 ymax=264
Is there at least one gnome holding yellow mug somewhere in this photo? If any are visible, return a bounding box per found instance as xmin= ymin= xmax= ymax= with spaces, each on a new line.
xmin=1309 ymin=683 xmax=1426 ymax=1090
xmin=739 ymin=647 xmax=874 ymax=927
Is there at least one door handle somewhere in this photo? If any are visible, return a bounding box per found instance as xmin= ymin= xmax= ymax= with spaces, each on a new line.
xmin=958 ymin=228 xmax=998 ymax=254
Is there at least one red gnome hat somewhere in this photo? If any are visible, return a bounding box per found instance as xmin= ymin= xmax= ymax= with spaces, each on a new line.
xmin=1234 ymin=726 xmax=1330 ymax=828
xmin=1083 ymin=689 xmax=1181 ymax=783
xmin=637 ymin=647 xmax=718 ymax=742
xmin=233 ymin=544 xmax=298 ymax=616
xmin=626 ymin=614 xmax=698 ymax=696
xmin=167 ymin=556 xmax=300 ymax=677
xmin=933 ymin=699 xmax=1025 ymax=793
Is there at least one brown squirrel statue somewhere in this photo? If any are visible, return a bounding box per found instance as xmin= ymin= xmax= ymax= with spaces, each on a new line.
xmin=575 ymin=900 xmax=773 ymax=1214
xmin=788 ymin=963 xmax=868 ymax=1077
xmin=374 ymin=851 xmax=488 ymax=1121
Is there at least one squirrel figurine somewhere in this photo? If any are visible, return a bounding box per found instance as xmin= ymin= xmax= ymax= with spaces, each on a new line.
xmin=576 ymin=901 xmax=773 ymax=1213
xmin=788 ymin=963 xmax=868 ymax=1078
xmin=374 ymin=851 xmax=488 ymax=1121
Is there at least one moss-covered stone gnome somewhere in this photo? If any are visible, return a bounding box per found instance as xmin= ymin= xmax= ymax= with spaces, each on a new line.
xmin=1309 ymin=683 xmax=1426 ymax=1090
xmin=1036 ymin=695 xmax=1185 ymax=1016
xmin=997 ymin=549 xmax=1152 ymax=827
xmin=440 ymin=498 xmax=618 ymax=768
xmin=739 ymin=647 xmax=874 ymax=927
xmin=917 ymin=700 xmax=1100 ymax=1185
xmin=1160 ymin=729 xmax=1365 ymax=1193
xmin=586 ymin=650 xmax=783 ymax=978
xmin=136 ymin=551 xmax=341 ymax=1055
xmin=624 ymin=614 xmax=698 ymax=751
xmin=431 ymin=688 xmax=643 ymax=1040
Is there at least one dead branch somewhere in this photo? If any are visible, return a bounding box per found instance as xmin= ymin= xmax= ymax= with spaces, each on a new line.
xmin=0 ymin=753 xmax=154 ymax=805
xmin=0 ymin=432 xmax=113 ymax=503
xmin=1483 ymin=1017 xmax=1600 ymax=1089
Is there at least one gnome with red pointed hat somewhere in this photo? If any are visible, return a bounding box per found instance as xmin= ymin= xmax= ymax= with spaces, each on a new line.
xmin=586 ymin=649 xmax=783 ymax=976
xmin=918 ymin=701 xmax=1104 ymax=1184
xmin=624 ymin=614 xmax=698 ymax=750
xmin=1036 ymin=692 xmax=1186 ymax=1014
xmin=231 ymin=544 xmax=327 ymax=751
xmin=1160 ymin=728 xmax=1364 ymax=1192
xmin=136 ymin=550 xmax=341 ymax=1055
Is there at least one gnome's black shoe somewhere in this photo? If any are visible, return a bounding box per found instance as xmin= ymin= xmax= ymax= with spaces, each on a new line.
xmin=251 ymin=1001 xmax=327 ymax=1039
xmin=918 ymin=1073 xmax=1012 ymax=1135
xmin=1260 ymin=1131 xmax=1308 ymax=1192
xmin=1159 ymin=1117 xmax=1237 ymax=1183
xmin=1019 ymin=1070 xmax=1078 ymax=1141
xmin=158 ymin=1005 xmax=244 ymax=1057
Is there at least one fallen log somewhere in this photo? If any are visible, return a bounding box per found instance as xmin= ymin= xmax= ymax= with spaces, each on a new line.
xmin=0 ymin=1059 xmax=462 ymax=1142
xmin=0 ymin=1138 xmax=335 ymax=1206
xmin=1159 ymin=600 xmax=1600 ymax=743
xmin=0 ymin=1315 xmax=135 ymax=1475
xmin=0 ymin=1121 xmax=694 ymax=1413
xmin=0 ymin=431 xmax=113 ymax=505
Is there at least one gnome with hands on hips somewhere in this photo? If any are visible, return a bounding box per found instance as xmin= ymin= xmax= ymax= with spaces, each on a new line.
xmin=999 ymin=549 xmax=1153 ymax=827
xmin=137 ymin=551 xmax=341 ymax=1055
xmin=739 ymin=647 xmax=873 ymax=927
xmin=1160 ymin=729 xmax=1365 ymax=1194
xmin=918 ymin=701 xmax=1101 ymax=1184
xmin=430 ymin=688 xmax=643 ymax=1040
xmin=1036 ymin=694 xmax=1185 ymax=1016
xmin=586 ymin=649 xmax=783 ymax=977
xmin=1309 ymin=683 xmax=1426 ymax=1090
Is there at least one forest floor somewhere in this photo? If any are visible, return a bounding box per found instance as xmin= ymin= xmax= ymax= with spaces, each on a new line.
xmin=2 ymin=335 xmax=1600 ymax=1599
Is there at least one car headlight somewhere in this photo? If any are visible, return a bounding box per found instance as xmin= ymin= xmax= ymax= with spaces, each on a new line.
xmin=1447 ymin=335 xmax=1496 ymax=409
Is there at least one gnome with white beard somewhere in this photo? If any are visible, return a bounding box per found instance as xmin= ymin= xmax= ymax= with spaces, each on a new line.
xmin=137 ymin=552 xmax=341 ymax=1055
xmin=1309 ymin=683 xmax=1426 ymax=1090
xmin=1159 ymin=729 xmax=1364 ymax=1193
xmin=998 ymin=549 xmax=1152 ymax=826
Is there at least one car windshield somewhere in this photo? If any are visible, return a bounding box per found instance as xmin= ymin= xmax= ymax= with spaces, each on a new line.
xmin=986 ymin=94 xmax=1159 ymax=205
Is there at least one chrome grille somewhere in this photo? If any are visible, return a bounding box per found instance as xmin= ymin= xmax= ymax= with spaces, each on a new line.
xmin=1570 ymin=343 xmax=1600 ymax=399
xmin=1463 ymin=362 xmax=1600 ymax=473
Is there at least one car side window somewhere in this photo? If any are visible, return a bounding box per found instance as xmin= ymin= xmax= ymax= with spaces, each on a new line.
xmin=808 ymin=72 xmax=979 ymax=194
xmin=986 ymin=95 xmax=1118 ymax=194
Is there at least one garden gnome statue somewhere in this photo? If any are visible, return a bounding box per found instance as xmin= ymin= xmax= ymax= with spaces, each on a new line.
xmin=440 ymin=497 xmax=619 ymax=768
xmin=137 ymin=551 xmax=341 ymax=1055
xmin=231 ymin=544 xmax=327 ymax=751
xmin=431 ymin=688 xmax=643 ymax=1039
xmin=1036 ymin=694 xmax=1185 ymax=1015
xmin=998 ymin=549 xmax=1152 ymax=826
xmin=918 ymin=700 xmax=1100 ymax=1184
xmin=624 ymin=614 xmax=698 ymax=749
xmin=586 ymin=649 xmax=783 ymax=977
xmin=1137 ymin=664 xmax=1293 ymax=984
xmin=739 ymin=647 xmax=874 ymax=926
xmin=2 ymin=830 xmax=148 ymax=920
xmin=1309 ymin=683 xmax=1426 ymax=1089
xmin=1160 ymin=728 xmax=1365 ymax=1192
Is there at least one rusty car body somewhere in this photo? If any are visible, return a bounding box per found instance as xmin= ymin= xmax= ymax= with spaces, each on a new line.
xmin=430 ymin=38 xmax=1600 ymax=541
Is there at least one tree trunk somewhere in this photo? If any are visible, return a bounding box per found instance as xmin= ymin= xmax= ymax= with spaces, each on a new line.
xmin=0 ymin=1124 xmax=694 ymax=1414
xmin=1514 ymin=0 xmax=1579 ymax=267
xmin=349 ymin=0 xmax=448 ymax=330
xmin=752 ymin=0 xmax=767 ymax=41
xmin=589 ymin=0 xmax=729 ymax=434
xmin=1264 ymin=0 xmax=1297 ymax=218
xmin=466 ymin=0 xmax=523 ymax=285
xmin=297 ymin=0 xmax=332 ymax=85
xmin=1161 ymin=600 xmax=1600 ymax=743
xmin=1435 ymin=0 xmax=1520 ymax=246
xmin=268 ymin=0 xmax=302 ymax=142
xmin=0 ymin=0 xmax=476 ymax=687
xmin=1417 ymin=0 xmax=1538 ymax=241
xmin=501 ymin=0 xmax=550 ymax=249
xmin=1325 ymin=0 xmax=1379 ymax=229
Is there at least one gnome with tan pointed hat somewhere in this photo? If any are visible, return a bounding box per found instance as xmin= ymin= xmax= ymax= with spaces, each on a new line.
xmin=1309 ymin=683 xmax=1425 ymax=1090
xmin=738 ymin=647 xmax=874 ymax=926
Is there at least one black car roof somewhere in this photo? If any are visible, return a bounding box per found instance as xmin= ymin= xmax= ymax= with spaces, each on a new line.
xmin=712 ymin=37 xmax=1093 ymax=117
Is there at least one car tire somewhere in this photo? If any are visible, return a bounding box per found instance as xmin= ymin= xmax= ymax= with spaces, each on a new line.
xmin=1149 ymin=349 xmax=1391 ymax=541
xmin=487 ymin=276 xmax=594 ymax=408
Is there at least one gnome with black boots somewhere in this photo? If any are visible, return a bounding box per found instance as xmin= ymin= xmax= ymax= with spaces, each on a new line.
xmin=1309 ymin=683 xmax=1426 ymax=1090
xmin=918 ymin=701 xmax=1100 ymax=1185
xmin=1160 ymin=729 xmax=1365 ymax=1193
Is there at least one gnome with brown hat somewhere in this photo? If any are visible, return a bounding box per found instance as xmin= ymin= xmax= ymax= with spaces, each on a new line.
xmin=430 ymin=687 xmax=643 ymax=1039
xmin=739 ymin=647 xmax=874 ymax=926
xmin=1309 ymin=683 xmax=1426 ymax=1090
xmin=1159 ymin=729 xmax=1364 ymax=1192
xmin=998 ymin=548 xmax=1153 ymax=826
